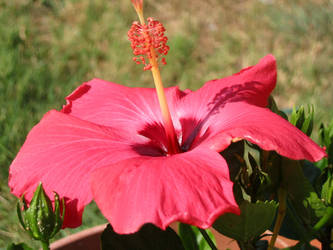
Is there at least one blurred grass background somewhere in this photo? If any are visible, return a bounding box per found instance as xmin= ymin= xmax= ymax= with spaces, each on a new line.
xmin=0 ymin=0 xmax=332 ymax=248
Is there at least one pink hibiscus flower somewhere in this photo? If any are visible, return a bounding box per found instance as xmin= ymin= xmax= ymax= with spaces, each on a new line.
xmin=8 ymin=55 xmax=326 ymax=234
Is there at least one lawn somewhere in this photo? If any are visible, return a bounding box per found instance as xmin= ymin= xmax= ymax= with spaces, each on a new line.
xmin=0 ymin=0 xmax=332 ymax=248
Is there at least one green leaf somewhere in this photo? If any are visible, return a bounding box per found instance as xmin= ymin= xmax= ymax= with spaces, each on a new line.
xmin=178 ymin=224 xmax=217 ymax=250
xmin=213 ymin=200 xmax=277 ymax=243
xmin=321 ymin=166 xmax=333 ymax=206
xmin=178 ymin=224 xmax=216 ymax=250
xmin=194 ymin=227 xmax=216 ymax=250
xmin=277 ymin=159 xmax=329 ymax=241
xmin=6 ymin=243 xmax=33 ymax=250
xmin=178 ymin=223 xmax=199 ymax=250
xmin=277 ymin=199 xmax=312 ymax=241
xmin=290 ymin=106 xmax=304 ymax=128
xmin=300 ymin=105 xmax=314 ymax=137
xmin=319 ymin=120 xmax=333 ymax=149
xmin=302 ymin=161 xmax=321 ymax=185
xmin=268 ymin=96 xmax=289 ymax=120
xmin=280 ymin=160 xmax=327 ymax=224
xmin=289 ymin=105 xmax=314 ymax=136
xmin=101 ymin=224 xmax=185 ymax=250
xmin=313 ymin=206 xmax=333 ymax=231
xmin=318 ymin=120 xmax=333 ymax=166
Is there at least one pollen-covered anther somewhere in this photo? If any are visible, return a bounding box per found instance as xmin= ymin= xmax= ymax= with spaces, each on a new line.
xmin=128 ymin=18 xmax=169 ymax=71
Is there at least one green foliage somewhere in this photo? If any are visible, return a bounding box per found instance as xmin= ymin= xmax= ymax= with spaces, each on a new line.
xmin=277 ymin=159 xmax=328 ymax=242
xmin=316 ymin=120 xmax=333 ymax=169
xmin=101 ymin=224 xmax=184 ymax=250
xmin=179 ymin=224 xmax=199 ymax=250
xmin=6 ymin=243 xmax=32 ymax=250
xmin=281 ymin=160 xmax=326 ymax=223
xmin=290 ymin=105 xmax=314 ymax=136
xmin=213 ymin=201 xmax=277 ymax=245
xmin=178 ymin=224 xmax=216 ymax=250
xmin=268 ymin=96 xmax=289 ymax=121
xmin=320 ymin=167 xmax=333 ymax=206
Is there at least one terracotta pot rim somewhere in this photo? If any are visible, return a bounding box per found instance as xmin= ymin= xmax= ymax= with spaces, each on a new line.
xmin=50 ymin=223 xmax=321 ymax=250
xmin=50 ymin=224 xmax=107 ymax=249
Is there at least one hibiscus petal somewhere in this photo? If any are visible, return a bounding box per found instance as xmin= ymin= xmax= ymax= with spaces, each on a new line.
xmin=177 ymin=55 xmax=277 ymax=149
xmin=9 ymin=110 xmax=142 ymax=228
xmin=62 ymin=78 xmax=186 ymax=135
xmin=196 ymin=102 xmax=326 ymax=162
xmin=90 ymin=147 xmax=240 ymax=234
xmin=203 ymin=54 xmax=277 ymax=107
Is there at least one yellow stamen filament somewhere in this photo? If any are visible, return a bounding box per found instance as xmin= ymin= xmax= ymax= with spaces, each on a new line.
xmin=134 ymin=6 xmax=180 ymax=154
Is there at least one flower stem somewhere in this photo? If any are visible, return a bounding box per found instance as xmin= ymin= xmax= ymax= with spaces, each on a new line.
xmin=268 ymin=188 xmax=287 ymax=250
xmin=41 ymin=241 xmax=50 ymax=250
xmin=198 ymin=228 xmax=218 ymax=250
xmin=313 ymin=207 xmax=333 ymax=232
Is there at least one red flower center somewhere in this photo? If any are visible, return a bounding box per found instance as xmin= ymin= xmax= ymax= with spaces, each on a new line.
xmin=133 ymin=118 xmax=210 ymax=157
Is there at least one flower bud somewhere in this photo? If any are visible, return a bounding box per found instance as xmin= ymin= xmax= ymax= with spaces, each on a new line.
xmin=17 ymin=183 xmax=64 ymax=244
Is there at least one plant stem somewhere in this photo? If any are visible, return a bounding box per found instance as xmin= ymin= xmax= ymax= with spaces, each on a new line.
xmin=41 ymin=241 xmax=50 ymax=250
xmin=198 ymin=228 xmax=218 ymax=250
xmin=313 ymin=207 xmax=333 ymax=232
xmin=268 ymin=188 xmax=287 ymax=250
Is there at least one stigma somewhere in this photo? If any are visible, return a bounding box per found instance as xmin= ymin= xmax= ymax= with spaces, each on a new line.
xmin=128 ymin=18 xmax=169 ymax=71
